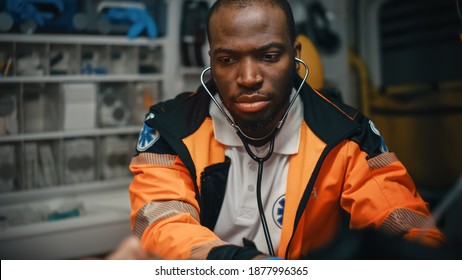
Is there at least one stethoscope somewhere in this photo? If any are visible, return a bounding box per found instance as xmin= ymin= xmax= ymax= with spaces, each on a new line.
xmin=200 ymin=57 xmax=309 ymax=256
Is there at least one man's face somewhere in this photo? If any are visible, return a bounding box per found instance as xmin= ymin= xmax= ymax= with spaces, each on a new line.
xmin=208 ymin=4 xmax=300 ymax=138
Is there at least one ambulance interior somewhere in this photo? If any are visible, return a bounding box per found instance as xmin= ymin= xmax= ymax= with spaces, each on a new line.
xmin=0 ymin=0 xmax=461 ymax=259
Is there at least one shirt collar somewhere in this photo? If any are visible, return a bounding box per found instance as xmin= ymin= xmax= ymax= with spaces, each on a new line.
xmin=209 ymin=89 xmax=302 ymax=155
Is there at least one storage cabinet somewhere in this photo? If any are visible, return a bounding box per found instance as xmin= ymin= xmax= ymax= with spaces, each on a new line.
xmin=0 ymin=35 xmax=164 ymax=192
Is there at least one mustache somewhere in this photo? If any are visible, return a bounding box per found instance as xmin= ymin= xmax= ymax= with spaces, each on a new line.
xmin=237 ymin=89 xmax=265 ymax=97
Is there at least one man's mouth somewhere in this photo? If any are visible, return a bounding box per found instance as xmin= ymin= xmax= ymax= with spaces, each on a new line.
xmin=234 ymin=94 xmax=270 ymax=113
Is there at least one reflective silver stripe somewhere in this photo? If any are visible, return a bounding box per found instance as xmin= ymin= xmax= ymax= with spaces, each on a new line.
xmin=131 ymin=153 xmax=177 ymax=167
xmin=379 ymin=208 xmax=435 ymax=236
xmin=367 ymin=152 xmax=398 ymax=170
xmin=133 ymin=200 xmax=200 ymax=238
xmin=189 ymin=239 xmax=228 ymax=260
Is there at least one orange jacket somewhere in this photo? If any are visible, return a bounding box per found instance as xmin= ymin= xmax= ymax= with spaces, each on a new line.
xmin=129 ymin=78 xmax=445 ymax=259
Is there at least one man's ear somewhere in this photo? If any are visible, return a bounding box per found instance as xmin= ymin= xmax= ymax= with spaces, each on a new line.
xmin=293 ymin=41 xmax=302 ymax=59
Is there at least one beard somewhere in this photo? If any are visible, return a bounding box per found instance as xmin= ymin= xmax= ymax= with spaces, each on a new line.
xmin=233 ymin=96 xmax=289 ymax=136
xmin=236 ymin=108 xmax=276 ymax=134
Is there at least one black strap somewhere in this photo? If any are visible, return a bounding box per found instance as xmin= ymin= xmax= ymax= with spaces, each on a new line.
xmin=207 ymin=244 xmax=263 ymax=260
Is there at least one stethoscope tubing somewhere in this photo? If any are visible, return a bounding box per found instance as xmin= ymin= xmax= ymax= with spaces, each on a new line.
xmin=201 ymin=57 xmax=309 ymax=256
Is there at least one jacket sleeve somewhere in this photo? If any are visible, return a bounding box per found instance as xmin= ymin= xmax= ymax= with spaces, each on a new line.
xmin=129 ymin=151 xmax=227 ymax=260
xmin=340 ymin=121 xmax=446 ymax=247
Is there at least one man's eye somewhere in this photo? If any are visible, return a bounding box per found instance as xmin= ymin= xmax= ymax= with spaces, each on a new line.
xmin=262 ymin=53 xmax=279 ymax=61
xmin=219 ymin=57 xmax=235 ymax=64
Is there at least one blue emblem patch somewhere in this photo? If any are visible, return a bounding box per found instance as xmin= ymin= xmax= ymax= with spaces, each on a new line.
xmin=369 ymin=120 xmax=389 ymax=153
xmin=272 ymin=195 xmax=285 ymax=229
xmin=137 ymin=113 xmax=160 ymax=152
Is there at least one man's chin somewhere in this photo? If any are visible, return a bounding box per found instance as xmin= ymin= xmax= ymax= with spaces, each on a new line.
xmin=236 ymin=117 xmax=274 ymax=136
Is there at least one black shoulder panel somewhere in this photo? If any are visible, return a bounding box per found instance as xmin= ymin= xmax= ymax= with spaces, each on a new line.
xmin=351 ymin=112 xmax=390 ymax=159
xmin=298 ymin=76 xmax=359 ymax=145
xmin=151 ymin=89 xmax=212 ymax=139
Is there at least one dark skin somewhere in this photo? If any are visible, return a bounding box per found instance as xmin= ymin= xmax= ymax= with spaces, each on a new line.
xmin=208 ymin=4 xmax=301 ymax=144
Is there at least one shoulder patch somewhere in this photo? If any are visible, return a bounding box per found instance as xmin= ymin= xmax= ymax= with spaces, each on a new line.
xmin=137 ymin=113 xmax=160 ymax=152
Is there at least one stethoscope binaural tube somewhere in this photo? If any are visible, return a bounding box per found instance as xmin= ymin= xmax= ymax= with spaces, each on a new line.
xmin=201 ymin=58 xmax=309 ymax=256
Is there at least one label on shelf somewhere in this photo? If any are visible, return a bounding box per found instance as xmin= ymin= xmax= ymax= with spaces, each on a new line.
xmin=63 ymin=83 xmax=97 ymax=130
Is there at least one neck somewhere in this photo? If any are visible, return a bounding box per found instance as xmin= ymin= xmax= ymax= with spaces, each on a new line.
xmin=235 ymin=121 xmax=281 ymax=147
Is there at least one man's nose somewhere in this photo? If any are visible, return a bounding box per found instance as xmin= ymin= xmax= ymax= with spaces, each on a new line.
xmin=236 ymin=58 xmax=263 ymax=89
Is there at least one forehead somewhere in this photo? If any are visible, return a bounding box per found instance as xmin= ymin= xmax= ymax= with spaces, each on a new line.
xmin=208 ymin=4 xmax=289 ymax=50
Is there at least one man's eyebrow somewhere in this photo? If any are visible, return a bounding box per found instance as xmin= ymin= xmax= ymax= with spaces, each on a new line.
xmin=212 ymin=42 xmax=286 ymax=55
xmin=257 ymin=42 xmax=286 ymax=52
xmin=212 ymin=47 xmax=236 ymax=55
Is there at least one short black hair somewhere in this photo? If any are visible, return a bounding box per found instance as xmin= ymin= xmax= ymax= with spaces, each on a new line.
xmin=206 ymin=0 xmax=296 ymax=44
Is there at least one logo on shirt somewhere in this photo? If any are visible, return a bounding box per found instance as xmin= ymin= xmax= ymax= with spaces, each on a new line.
xmin=137 ymin=113 xmax=160 ymax=152
xmin=272 ymin=195 xmax=285 ymax=229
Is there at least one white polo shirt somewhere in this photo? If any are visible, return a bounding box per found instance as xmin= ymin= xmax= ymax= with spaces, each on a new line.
xmin=210 ymin=89 xmax=302 ymax=255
